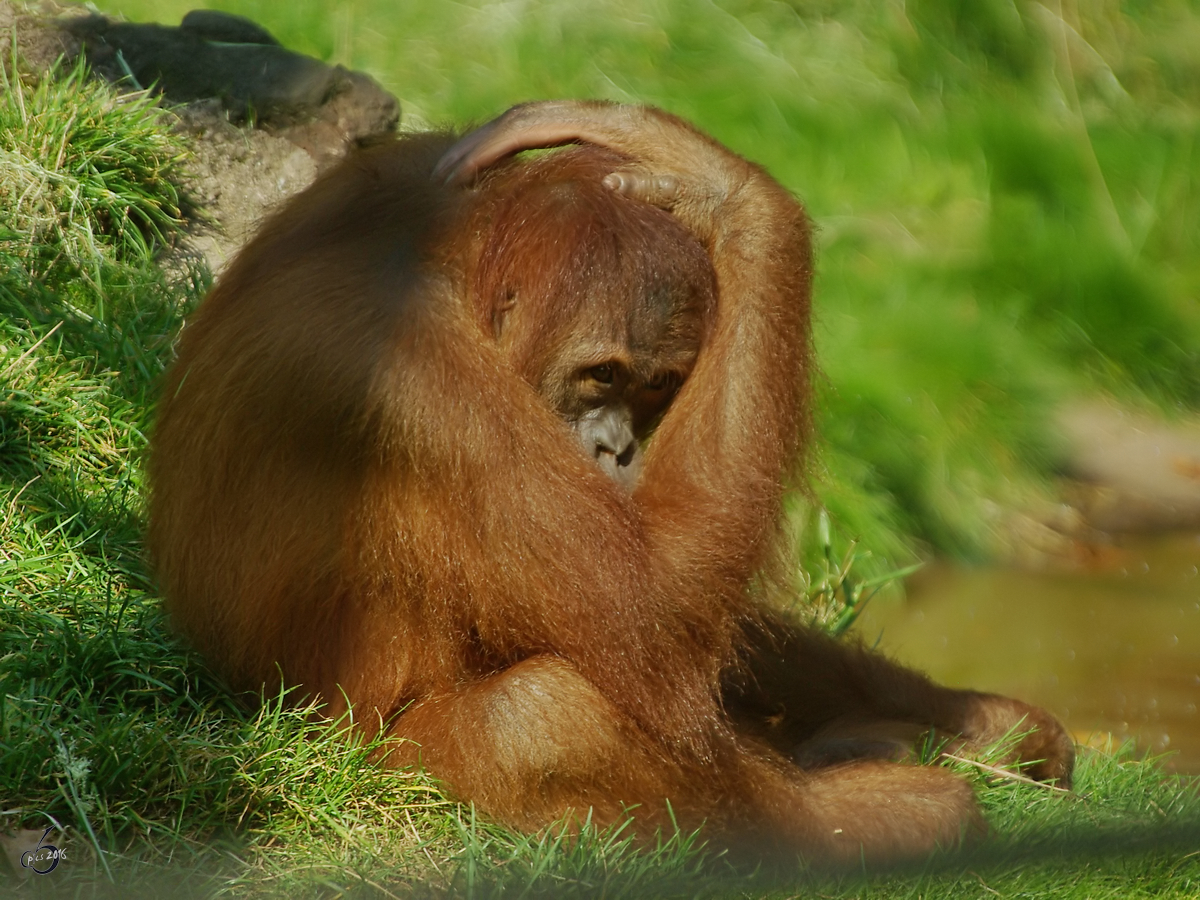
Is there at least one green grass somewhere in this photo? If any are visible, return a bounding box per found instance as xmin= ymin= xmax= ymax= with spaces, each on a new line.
xmin=2 ymin=1 xmax=1199 ymax=896
xmin=1 ymin=53 xmax=185 ymax=277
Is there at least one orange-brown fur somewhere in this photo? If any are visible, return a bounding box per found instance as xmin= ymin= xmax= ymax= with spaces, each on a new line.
xmin=148 ymin=103 xmax=1072 ymax=865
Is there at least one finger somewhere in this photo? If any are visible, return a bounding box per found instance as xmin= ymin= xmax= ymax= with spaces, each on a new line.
xmin=602 ymin=169 xmax=681 ymax=209
xmin=434 ymin=101 xmax=609 ymax=186
xmin=433 ymin=116 xmax=508 ymax=185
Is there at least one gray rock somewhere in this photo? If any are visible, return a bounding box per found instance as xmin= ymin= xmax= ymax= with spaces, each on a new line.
xmin=178 ymin=10 xmax=280 ymax=46
xmin=66 ymin=10 xmax=398 ymax=137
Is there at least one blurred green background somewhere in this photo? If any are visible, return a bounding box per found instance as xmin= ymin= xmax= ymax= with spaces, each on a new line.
xmin=91 ymin=0 xmax=1200 ymax=570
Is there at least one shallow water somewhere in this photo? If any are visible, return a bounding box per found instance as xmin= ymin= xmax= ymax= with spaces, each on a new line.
xmin=852 ymin=532 xmax=1200 ymax=773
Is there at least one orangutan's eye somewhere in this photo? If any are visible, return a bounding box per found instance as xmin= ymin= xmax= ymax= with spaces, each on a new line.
xmin=588 ymin=364 xmax=614 ymax=385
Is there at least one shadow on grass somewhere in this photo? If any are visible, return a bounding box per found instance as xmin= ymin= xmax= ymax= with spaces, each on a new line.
xmin=0 ymin=250 xmax=204 ymax=585
xmin=16 ymin=811 xmax=1200 ymax=899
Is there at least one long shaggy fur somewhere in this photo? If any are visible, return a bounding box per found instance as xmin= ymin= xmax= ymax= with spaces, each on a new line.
xmin=148 ymin=104 xmax=1072 ymax=865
